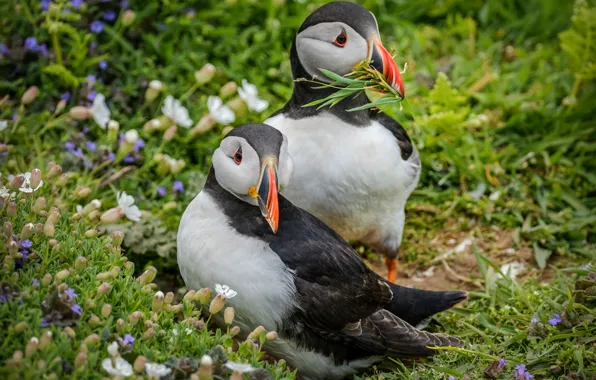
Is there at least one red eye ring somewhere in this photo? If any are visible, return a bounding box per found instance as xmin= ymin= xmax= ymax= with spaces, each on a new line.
xmin=233 ymin=148 xmax=242 ymax=165
xmin=333 ymin=31 xmax=348 ymax=47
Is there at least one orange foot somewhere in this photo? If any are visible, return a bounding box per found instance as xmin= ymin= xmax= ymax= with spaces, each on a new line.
xmin=385 ymin=257 xmax=398 ymax=283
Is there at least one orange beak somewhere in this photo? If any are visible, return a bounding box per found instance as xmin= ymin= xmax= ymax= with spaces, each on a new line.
xmin=257 ymin=158 xmax=279 ymax=234
xmin=369 ymin=38 xmax=405 ymax=98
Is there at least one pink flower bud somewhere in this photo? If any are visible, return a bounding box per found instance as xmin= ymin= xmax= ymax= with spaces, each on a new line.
xmin=137 ymin=266 xmax=157 ymax=285
xmin=39 ymin=331 xmax=53 ymax=349
xmin=56 ymin=99 xmax=67 ymax=114
xmin=163 ymin=125 xmax=177 ymax=141
xmin=209 ymin=294 xmax=226 ymax=315
xmin=69 ymin=106 xmax=92 ymax=120
xmin=21 ymin=86 xmax=39 ymax=105
xmin=128 ymin=311 xmax=142 ymax=326
xmin=145 ymin=80 xmax=163 ymax=102
xmin=219 ymin=81 xmax=238 ymax=98
xmin=84 ymin=333 xmax=100 ymax=346
xmin=74 ymin=352 xmax=87 ymax=369
xmin=101 ymin=303 xmax=112 ymax=318
xmin=122 ymin=10 xmax=136 ymax=26
xmin=32 ymin=196 xmax=47 ymax=214
xmin=100 ymin=207 xmax=124 ymax=224
xmin=43 ymin=221 xmax=54 ymax=237
xmin=152 ymin=291 xmax=164 ymax=312
xmin=30 ymin=168 xmax=42 ymax=189
xmin=133 ymin=355 xmax=147 ymax=373
xmin=97 ymin=282 xmax=111 ymax=296
xmin=25 ymin=337 xmax=39 ymax=357
xmin=195 ymin=63 xmax=216 ymax=85
xmin=224 ymin=307 xmax=235 ymax=325
xmin=194 ymin=288 xmax=212 ymax=305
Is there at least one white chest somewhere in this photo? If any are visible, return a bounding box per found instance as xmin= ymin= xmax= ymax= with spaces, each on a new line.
xmin=265 ymin=112 xmax=419 ymax=241
xmin=176 ymin=192 xmax=296 ymax=331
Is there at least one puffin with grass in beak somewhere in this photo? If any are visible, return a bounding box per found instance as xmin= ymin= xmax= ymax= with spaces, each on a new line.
xmin=177 ymin=124 xmax=466 ymax=380
xmin=265 ymin=1 xmax=418 ymax=282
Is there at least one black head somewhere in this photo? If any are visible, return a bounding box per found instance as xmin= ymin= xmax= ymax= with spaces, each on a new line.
xmin=286 ymin=1 xmax=404 ymax=122
xmin=210 ymin=123 xmax=294 ymax=233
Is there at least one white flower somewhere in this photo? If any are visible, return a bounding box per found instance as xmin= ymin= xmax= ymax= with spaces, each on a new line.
xmin=91 ymin=93 xmax=111 ymax=129
xmin=237 ymin=79 xmax=269 ymax=112
xmin=224 ymin=361 xmax=256 ymax=373
xmin=76 ymin=204 xmax=83 ymax=214
xmin=149 ymin=80 xmax=163 ymax=91
xmin=215 ymin=284 xmax=237 ymax=299
xmin=117 ymin=191 xmax=142 ymax=222
xmin=107 ymin=341 xmax=119 ymax=357
xmin=0 ymin=120 xmax=7 ymax=131
xmin=102 ymin=357 xmax=133 ymax=377
xmin=162 ymin=95 xmax=193 ymax=128
xmin=18 ymin=172 xmax=43 ymax=193
xmin=0 ymin=186 xmax=15 ymax=200
xmin=207 ymin=96 xmax=235 ymax=124
xmin=145 ymin=362 xmax=172 ymax=377
xmin=124 ymin=129 xmax=139 ymax=144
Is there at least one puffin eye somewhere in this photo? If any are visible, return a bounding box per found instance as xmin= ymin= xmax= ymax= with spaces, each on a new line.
xmin=233 ymin=147 xmax=242 ymax=165
xmin=333 ymin=31 xmax=348 ymax=47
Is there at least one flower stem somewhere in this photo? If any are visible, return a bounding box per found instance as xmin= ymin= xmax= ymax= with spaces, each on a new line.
xmin=51 ymin=31 xmax=63 ymax=66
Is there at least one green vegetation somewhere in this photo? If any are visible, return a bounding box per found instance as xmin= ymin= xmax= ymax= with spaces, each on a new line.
xmin=0 ymin=0 xmax=595 ymax=378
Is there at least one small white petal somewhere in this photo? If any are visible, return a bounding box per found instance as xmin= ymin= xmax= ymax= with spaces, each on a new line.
xmin=224 ymin=361 xmax=256 ymax=373
xmin=145 ymin=362 xmax=172 ymax=377
xmin=215 ymin=284 xmax=237 ymax=299
xmin=124 ymin=129 xmax=139 ymax=144
xmin=107 ymin=341 xmax=119 ymax=356
xmin=116 ymin=191 xmax=142 ymax=222
xmin=91 ymin=94 xmax=111 ymax=129
xmin=0 ymin=120 xmax=8 ymax=131
xmin=238 ymin=79 xmax=269 ymax=112
xmin=102 ymin=357 xmax=133 ymax=377
xmin=162 ymin=95 xmax=193 ymax=128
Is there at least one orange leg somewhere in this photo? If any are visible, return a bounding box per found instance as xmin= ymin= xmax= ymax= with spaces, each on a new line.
xmin=385 ymin=257 xmax=398 ymax=283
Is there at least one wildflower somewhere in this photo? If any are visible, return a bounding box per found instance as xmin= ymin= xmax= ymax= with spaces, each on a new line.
xmin=215 ymin=284 xmax=238 ymax=299
xmin=103 ymin=10 xmax=116 ymax=21
xmin=86 ymin=74 xmax=97 ymax=84
xmin=107 ymin=341 xmax=119 ymax=357
xmin=238 ymin=79 xmax=269 ymax=112
xmin=162 ymin=95 xmax=193 ymax=128
xmin=224 ymin=307 xmax=235 ymax=325
xmin=266 ymin=331 xmax=278 ymax=341
xmin=498 ymin=358 xmax=507 ymax=369
xmin=19 ymin=172 xmax=44 ymax=193
xmin=207 ymin=96 xmax=235 ymax=124
xmin=74 ymin=352 xmax=87 ymax=369
xmin=102 ymin=357 xmax=133 ymax=377
xmin=145 ymin=362 xmax=172 ymax=378
xmin=87 ymin=90 xmax=97 ymax=102
xmin=100 ymin=191 xmax=141 ymax=223
xmin=122 ymin=334 xmax=135 ymax=347
xmin=120 ymin=0 xmax=129 ymax=8
xmin=122 ymin=9 xmax=135 ymax=26
xmin=24 ymin=37 xmax=39 ymax=52
xmin=156 ymin=186 xmax=166 ymax=197
xmin=90 ymin=21 xmax=104 ymax=33
xmin=0 ymin=43 xmax=8 ymax=55
xmin=25 ymin=337 xmax=39 ymax=357
xmin=71 ymin=0 xmax=83 ymax=9
xmin=225 ymin=361 xmax=256 ymax=374
xmin=514 ymin=364 xmax=535 ymax=380
xmin=548 ymin=313 xmax=562 ymax=326
xmin=530 ymin=317 xmax=538 ymax=324
xmin=60 ymin=92 xmax=71 ymax=102
xmin=173 ymin=180 xmax=184 ymax=193
xmin=198 ymin=355 xmax=213 ymax=378
xmin=152 ymin=291 xmax=164 ymax=312
xmin=41 ymin=0 xmax=50 ymax=11
xmin=0 ymin=120 xmax=8 ymax=131
xmin=32 ymin=279 xmax=40 ymax=287
xmin=65 ymin=287 xmax=77 ymax=299
xmin=71 ymin=304 xmax=82 ymax=316
xmin=91 ymin=93 xmax=110 ymax=129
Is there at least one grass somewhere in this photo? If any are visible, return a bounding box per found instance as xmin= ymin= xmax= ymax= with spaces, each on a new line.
xmin=1 ymin=0 xmax=595 ymax=378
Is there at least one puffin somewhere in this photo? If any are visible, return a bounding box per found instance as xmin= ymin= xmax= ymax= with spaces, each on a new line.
xmin=264 ymin=1 xmax=419 ymax=282
xmin=177 ymin=124 xmax=466 ymax=380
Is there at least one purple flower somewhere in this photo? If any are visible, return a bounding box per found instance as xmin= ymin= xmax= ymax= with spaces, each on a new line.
xmin=0 ymin=294 xmax=7 ymax=303
xmin=87 ymin=90 xmax=97 ymax=102
xmin=41 ymin=0 xmax=50 ymax=11
xmin=72 ymin=148 xmax=85 ymax=159
xmin=548 ymin=313 xmax=562 ymax=326
xmin=24 ymin=37 xmax=39 ymax=52
xmin=83 ymin=160 xmax=94 ymax=169
xmin=65 ymin=287 xmax=77 ymax=299
xmin=90 ymin=21 xmax=104 ymax=33
xmin=448 ymin=377 xmax=454 ymax=380
xmin=71 ymin=0 xmax=83 ymax=9
xmin=71 ymin=303 xmax=82 ymax=316
xmin=122 ymin=334 xmax=135 ymax=346
xmin=120 ymin=0 xmax=129 ymax=8
xmin=41 ymin=318 xmax=49 ymax=327
xmin=185 ymin=8 xmax=196 ymax=16
xmin=65 ymin=141 xmax=76 ymax=151
xmin=99 ymin=60 xmax=108 ymax=70
xmin=60 ymin=92 xmax=71 ymax=102
xmin=19 ymin=249 xmax=30 ymax=259
xmin=32 ymin=279 xmax=39 ymax=286
xmin=107 ymin=152 xmax=115 ymax=161
xmin=0 ymin=43 xmax=8 ymax=55
xmin=20 ymin=240 xmax=32 ymax=249
xmin=514 ymin=364 xmax=534 ymax=380
xmin=103 ymin=10 xmax=116 ymax=21
xmin=133 ymin=138 xmax=145 ymax=153
xmin=156 ymin=186 xmax=167 ymax=197
xmin=86 ymin=74 xmax=97 ymax=84
xmin=173 ymin=180 xmax=184 ymax=193
xmin=123 ymin=155 xmax=136 ymax=163
xmin=39 ymin=43 xmax=48 ymax=57
xmin=89 ymin=41 xmax=97 ymax=50
xmin=85 ymin=141 xmax=97 ymax=152
xmin=498 ymin=358 xmax=507 ymax=369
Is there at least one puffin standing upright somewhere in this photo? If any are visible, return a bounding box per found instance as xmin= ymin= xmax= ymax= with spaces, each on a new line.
xmin=265 ymin=1 xmax=419 ymax=282
xmin=178 ymin=124 xmax=465 ymax=380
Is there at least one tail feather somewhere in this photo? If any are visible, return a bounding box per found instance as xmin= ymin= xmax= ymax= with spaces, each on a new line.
xmin=385 ymin=281 xmax=467 ymax=326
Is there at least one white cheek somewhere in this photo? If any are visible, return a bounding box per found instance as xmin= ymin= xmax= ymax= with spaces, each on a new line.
xmin=297 ymin=37 xmax=368 ymax=78
xmin=279 ymin=152 xmax=294 ymax=192
xmin=213 ymin=148 xmax=258 ymax=195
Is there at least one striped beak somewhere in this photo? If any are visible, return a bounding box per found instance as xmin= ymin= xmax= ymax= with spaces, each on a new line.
xmin=257 ymin=157 xmax=279 ymax=234
xmin=369 ymin=37 xmax=405 ymax=98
